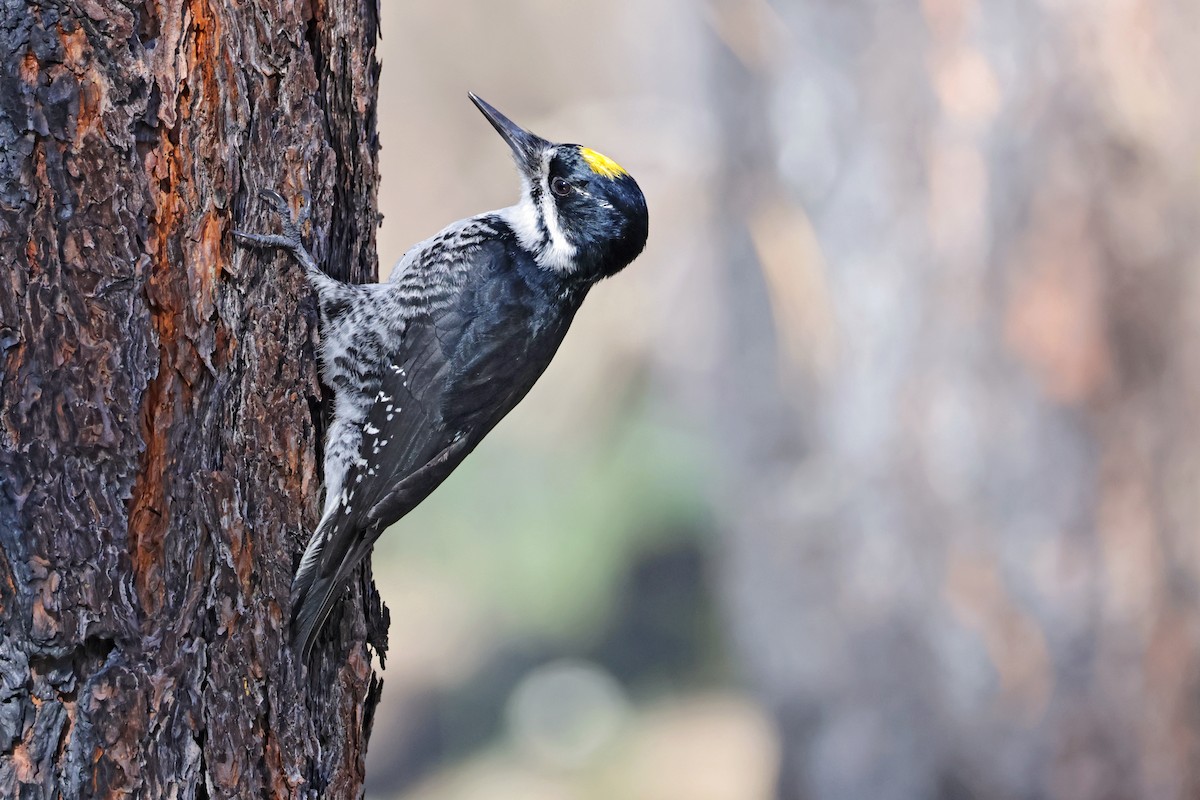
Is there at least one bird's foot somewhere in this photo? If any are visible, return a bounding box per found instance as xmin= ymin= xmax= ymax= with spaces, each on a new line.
xmin=234 ymin=189 xmax=315 ymax=266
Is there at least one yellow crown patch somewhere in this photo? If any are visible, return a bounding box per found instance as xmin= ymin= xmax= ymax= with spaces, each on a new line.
xmin=580 ymin=147 xmax=628 ymax=179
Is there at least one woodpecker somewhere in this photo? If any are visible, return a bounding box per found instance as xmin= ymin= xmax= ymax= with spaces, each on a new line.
xmin=235 ymin=94 xmax=648 ymax=658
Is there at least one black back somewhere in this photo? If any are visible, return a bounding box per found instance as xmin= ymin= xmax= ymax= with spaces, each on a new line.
xmin=292 ymin=232 xmax=587 ymax=653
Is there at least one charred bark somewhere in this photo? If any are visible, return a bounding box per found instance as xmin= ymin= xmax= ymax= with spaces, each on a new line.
xmin=0 ymin=1 xmax=386 ymax=797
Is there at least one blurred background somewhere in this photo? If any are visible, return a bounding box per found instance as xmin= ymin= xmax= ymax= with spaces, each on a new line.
xmin=365 ymin=1 xmax=1200 ymax=799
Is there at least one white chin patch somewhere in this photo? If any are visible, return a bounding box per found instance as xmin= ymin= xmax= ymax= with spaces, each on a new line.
xmin=503 ymin=186 xmax=543 ymax=252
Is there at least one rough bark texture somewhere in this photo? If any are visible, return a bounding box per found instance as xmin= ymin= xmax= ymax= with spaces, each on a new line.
xmin=0 ymin=1 xmax=385 ymax=797
xmin=709 ymin=1 xmax=1200 ymax=799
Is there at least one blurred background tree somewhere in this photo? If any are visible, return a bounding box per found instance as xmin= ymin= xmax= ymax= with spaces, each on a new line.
xmin=711 ymin=0 xmax=1200 ymax=798
xmin=354 ymin=1 xmax=1200 ymax=799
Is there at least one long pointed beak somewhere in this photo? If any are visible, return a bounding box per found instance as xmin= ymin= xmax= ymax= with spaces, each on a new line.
xmin=469 ymin=92 xmax=548 ymax=177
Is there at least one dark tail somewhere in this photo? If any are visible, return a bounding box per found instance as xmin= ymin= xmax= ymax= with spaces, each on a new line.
xmin=291 ymin=572 xmax=344 ymax=660
xmin=290 ymin=530 xmax=373 ymax=660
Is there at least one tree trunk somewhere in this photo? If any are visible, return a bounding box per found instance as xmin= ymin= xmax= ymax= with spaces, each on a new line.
xmin=709 ymin=1 xmax=1200 ymax=799
xmin=0 ymin=1 xmax=385 ymax=797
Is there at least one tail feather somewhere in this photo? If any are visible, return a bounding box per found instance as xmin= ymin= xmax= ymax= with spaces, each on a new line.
xmin=291 ymin=518 xmax=330 ymax=606
xmin=292 ymin=573 xmax=343 ymax=660
xmin=291 ymin=551 xmax=372 ymax=659
xmin=290 ymin=518 xmax=374 ymax=659
xmin=290 ymin=515 xmax=340 ymax=659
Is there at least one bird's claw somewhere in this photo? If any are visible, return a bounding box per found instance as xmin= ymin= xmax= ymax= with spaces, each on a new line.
xmin=233 ymin=186 xmax=324 ymax=279
xmin=296 ymin=190 xmax=313 ymax=227
xmin=235 ymin=188 xmax=311 ymax=253
xmin=258 ymin=189 xmax=290 ymax=215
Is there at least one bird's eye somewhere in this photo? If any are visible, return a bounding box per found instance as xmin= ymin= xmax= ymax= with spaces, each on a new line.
xmin=551 ymin=177 xmax=572 ymax=197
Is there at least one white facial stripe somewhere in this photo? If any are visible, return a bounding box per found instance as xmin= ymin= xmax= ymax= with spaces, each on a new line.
xmin=537 ymin=149 xmax=577 ymax=272
xmin=537 ymin=194 xmax=576 ymax=272
xmin=498 ymin=149 xmax=578 ymax=273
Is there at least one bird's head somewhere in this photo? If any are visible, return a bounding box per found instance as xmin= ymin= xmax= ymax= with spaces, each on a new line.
xmin=470 ymin=93 xmax=648 ymax=282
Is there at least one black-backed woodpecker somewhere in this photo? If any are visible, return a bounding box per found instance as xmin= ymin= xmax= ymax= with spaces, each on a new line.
xmin=235 ymin=94 xmax=649 ymax=658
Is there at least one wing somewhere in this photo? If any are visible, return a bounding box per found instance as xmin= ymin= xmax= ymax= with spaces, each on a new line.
xmin=292 ymin=238 xmax=579 ymax=655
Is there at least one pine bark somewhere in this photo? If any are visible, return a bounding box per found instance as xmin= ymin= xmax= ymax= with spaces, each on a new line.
xmin=0 ymin=1 xmax=386 ymax=797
